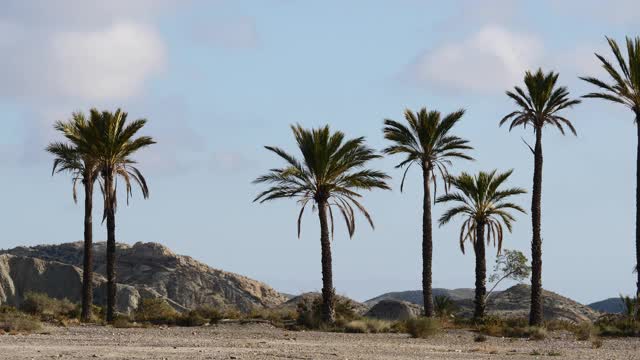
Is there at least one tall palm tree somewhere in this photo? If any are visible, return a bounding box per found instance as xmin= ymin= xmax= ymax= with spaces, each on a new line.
xmin=46 ymin=112 xmax=99 ymax=322
xmin=70 ymin=109 xmax=155 ymax=322
xmin=437 ymin=170 xmax=526 ymax=319
xmin=580 ymin=37 xmax=640 ymax=297
xmin=382 ymin=108 xmax=473 ymax=317
xmin=254 ymin=125 xmax=390 ymax=323
xmin=500 ymin=69 xmax=580 ymax=325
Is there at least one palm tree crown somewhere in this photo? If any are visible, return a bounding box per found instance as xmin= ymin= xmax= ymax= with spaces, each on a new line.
xmin=46 ymin=113 xmax=99 ymax=200
xmin=501 ymin=69 xmax=581 ymax=135
xmin=382 ymin=108 xmax=473 ymax=192
xmin=437 ymin=170 xmax=526 ymax=254
xmin=580 ymin=36 xmax=640 ymax=114
xmin=71 ymin=109 xmax=155 ymax=210
xmin=254 ymin=124 xmax=390 ymax=237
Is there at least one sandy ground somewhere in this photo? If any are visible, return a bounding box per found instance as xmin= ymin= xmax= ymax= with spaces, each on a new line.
xmin=0 ymin=323 xmax=639 ymax=360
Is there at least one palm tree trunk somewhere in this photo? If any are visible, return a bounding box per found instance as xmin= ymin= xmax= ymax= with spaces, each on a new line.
xmin=636 ymin=115 xmax=640 ymax=298
xmin=81 ymin=178 xmax=94 ymax=322
xmin=473 ymin=222 xmax=486 ymax=320
xmin=105 ymin=172 xmax=117 ymax=323
xmin=422 ymin=164 xmax=434 ymax=317
xmin=317 ymin=198 xmax=335 ymax=323
xmin=529 ymin=129 xmax=544 ymax=326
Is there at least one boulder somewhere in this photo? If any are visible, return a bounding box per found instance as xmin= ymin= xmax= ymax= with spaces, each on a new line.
xmin=365 ymin=299 xmax=420 ymax=321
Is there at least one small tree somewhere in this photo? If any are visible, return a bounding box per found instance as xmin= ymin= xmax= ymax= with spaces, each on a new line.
xmin=486 ymin=249 xmax=531 ymax=301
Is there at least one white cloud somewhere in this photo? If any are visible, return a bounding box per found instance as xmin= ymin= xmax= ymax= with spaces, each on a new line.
xmin=408 ymin=25 xmax=542 ymax=93
xmin=49 ymin=22 xmax=166 ymax=100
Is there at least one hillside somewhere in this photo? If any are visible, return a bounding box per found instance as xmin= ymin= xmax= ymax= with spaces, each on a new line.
xmin=366 ymin=285 xmax=599 ymax=323
xmin=364 ymin=288 xmax=476 ymax=306
xmin=0 ymin=242 xmax=287 ymax=313
xmin=588 ymin=297 xmax=625 ymax=314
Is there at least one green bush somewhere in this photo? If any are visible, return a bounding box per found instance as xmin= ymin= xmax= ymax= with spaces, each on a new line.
xmin=176 ymin=310 xmax=207 ymax=327
xmin=192 ymin=306 xmax=224 ymax=323
xmin=404 ymin=317 xmax=441 ymax=338
xmin=476 ymin=316 xmax=546 ymax=339
xmin=594 ymin=313 xmax=640 ymax=337
xmin=296 ymin=297 xmax=359 ymax=330
xmin=19 ymin=292 xmax=76 ymax=320
xmin=134 ymin=298 xmax=178 ymax=324
xmin=434 ymin=296 xmax=457 ymax=317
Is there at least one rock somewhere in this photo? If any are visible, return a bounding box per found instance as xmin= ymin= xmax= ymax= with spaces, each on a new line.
xmin=454 ymin=284 xmax=599 ymax=323
xmin=0 ymin=242 xmax=287 ymax=312
xmin=365 ymin=299 xmax=420 ymax=321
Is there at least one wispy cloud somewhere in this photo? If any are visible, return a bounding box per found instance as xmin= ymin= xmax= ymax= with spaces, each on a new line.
xmin=406 ymin=25 xmax=542 ymax=93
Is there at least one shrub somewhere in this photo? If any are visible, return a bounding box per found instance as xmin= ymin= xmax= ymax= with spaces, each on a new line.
xmin=528 ymin=326 xmax=547 ymax=340
xmin=476 ymin=317 xmax=546 ymax=340
xmin=434 ymin=296 xmax=457 ymax=317
xmin=134 ymin=298 xmax=178 ymax=324
xmin=474 ymin=334 xmax=487 ymax=342
xmin=591 ymin=337 xmax=603 ymax=349
xmin=0 ymin=312 xmax=42 ymax=333
xmin=247 ymin=308 xmax=297 ymax=327
xmin=19 ymin=292 xmax=76 ymax=320
xmin=574 ymin=322 xmax=595 ymax=341
xmin=112 ymin=316 xmax=137 ymax=328
xmin=345 ymin=318 xmax=391 ymax=334
xmin=192 ymin=306 xmax=224 ymax=323
xmin=176 ymin=310 xmax=207 ymax=327
xmin=595 ymin=316 xmax=640 ymax=337
xmin=296 ymin=297 xmax=359 ymax=330
xmin=404 ymin=317 xmax=441 ymax=338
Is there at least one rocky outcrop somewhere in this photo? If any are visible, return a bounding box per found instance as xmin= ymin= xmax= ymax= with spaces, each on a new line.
xmin=365 ymin=285 xmax=599 ymax=323
xmin=0 ymin=242 xmax=287 ymax=312
xmin=0 ymin=254 xmax=140 ymax=314
xmin=365 ymin=299 xmax=420 ymax=321
xmin=454 ymin=284 xmax=599 ymax=323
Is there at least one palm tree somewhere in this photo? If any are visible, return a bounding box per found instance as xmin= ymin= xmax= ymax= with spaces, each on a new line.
xmin=46 ymin=112 xmax=99 ymax=322
xmin=69 ymin=109 xmax=155 ymax=322
xmin=580 ymin=37 xmax=640 ymax=298
xmin=254 ymin=124 xmax=390 ymax=323
xmin=382 ymin=108 xmax=473 ymax=317
xmin=500 ymin=69 xmax=580 ymax=326
xmin=437 ymin=170 xmax=526 ymax=319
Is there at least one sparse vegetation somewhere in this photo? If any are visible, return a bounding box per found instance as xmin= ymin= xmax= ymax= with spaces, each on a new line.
xmin=134 ymin=298 xmax=179 ymax=324
xmin=476 ymin=316 xmax=546 ymax=340
xmin=0 ymin=307 xmax=42 ymax=333
xmin=404 ymin=317 xmax=441 ymax=338
xmin=345 ymin=319 xmax=391 ymax=334
xmin=19 ymin=292 xmax=77 ymax=321
xmin=474 ymin=334 xmax=487 ymax=342
xmin=434 ymin=295 xmax=457 ymax=317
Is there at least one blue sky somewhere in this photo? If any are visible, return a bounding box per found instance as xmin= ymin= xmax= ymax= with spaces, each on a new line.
xmin=0 ymin=0 xmax=638 ymax=304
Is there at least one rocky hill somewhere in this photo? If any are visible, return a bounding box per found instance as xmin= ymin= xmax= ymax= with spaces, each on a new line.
xmin=589 ymin=297 xmax=625 ymax=314
xmin=0 ymin=242 xmax=287 ymax=313
xmin=364 ymin=288 xmax=476 ymax=306
xmin=365 ymin=285 xmax=599 ymax=323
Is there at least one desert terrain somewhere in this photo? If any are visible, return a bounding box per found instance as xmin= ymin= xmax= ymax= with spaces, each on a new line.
xmin=0 ymin=323 xmax=638 ymax=360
